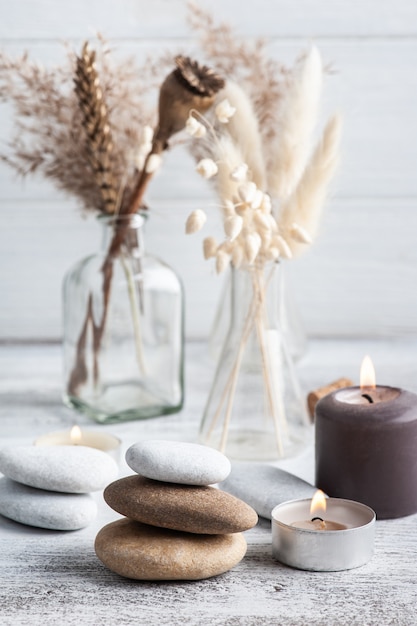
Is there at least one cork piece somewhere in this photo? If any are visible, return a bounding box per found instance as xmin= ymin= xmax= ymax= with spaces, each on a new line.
xmin=307 ymin=377 xmax=354 ymax=419
xmin=104 ymin=475 xmax=258 ymax=534
xmin=95 ymin=518 xmax=247 ymax=581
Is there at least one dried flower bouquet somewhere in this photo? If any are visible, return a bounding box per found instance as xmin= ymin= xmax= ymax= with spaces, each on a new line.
xmin=184 ymin=22 xmax=342 ymax=456
xmin=0 ymin=40 xmax=226 ymax=407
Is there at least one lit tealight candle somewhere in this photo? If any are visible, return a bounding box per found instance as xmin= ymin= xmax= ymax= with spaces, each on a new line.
xmin=35 ymin=426 xmax=121 ymax=461
xmin=315 ymin=356 xmax=417 ymax=519
xmin=272 ymin=491 xmax=375 ymax=571
xmin=291 ymin=490 xmax=347 ymax=531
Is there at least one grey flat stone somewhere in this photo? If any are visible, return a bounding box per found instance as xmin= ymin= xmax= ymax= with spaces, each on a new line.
xmin=0 ymin=445 xmax=118 ymax=493
xmin=219 ymin=462 xmax=317 ymax=519
xmin=0 ymin=477 xmax=97 ymax=530
xmin=125 ymin=440 xmax=231 ymax=485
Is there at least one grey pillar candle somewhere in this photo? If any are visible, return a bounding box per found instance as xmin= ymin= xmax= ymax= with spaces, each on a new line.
xmin=315 ymin=386 xmax=417 ymax=519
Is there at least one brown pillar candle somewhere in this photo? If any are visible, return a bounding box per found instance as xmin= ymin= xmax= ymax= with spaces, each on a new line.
xmin=315 ymin=383 xmax=417 ymax=519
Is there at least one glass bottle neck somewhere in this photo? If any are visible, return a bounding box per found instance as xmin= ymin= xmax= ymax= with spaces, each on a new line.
xmin=99 ymin=212 xmax=145 ymax=257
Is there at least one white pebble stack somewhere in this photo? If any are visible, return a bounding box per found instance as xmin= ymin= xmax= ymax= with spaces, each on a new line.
xmin=0 ymin=445 xmax=118 ymax=530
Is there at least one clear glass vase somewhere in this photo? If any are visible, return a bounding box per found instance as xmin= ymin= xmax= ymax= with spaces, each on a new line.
xmin=199 ymin=262 xmax=311 ymax=461
xmin=62 ymin=212 xmax=184 ymax=423
xmin=208 ymin=265 xmax=307 ymax=363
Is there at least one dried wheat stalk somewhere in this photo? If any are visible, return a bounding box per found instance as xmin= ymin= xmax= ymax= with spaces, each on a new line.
xmin=74 ymin=42 xmax=119 ymax=214
xmin=0 ymin=38 xmax=172 ymax=214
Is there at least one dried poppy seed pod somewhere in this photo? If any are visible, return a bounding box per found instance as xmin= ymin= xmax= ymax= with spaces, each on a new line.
xmin=152 ymin=56 xmax=225 ymax=154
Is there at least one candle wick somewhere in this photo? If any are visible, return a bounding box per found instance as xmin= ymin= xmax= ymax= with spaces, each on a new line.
xmin=311 ymin=517 xmax=324 ymax=523
xmin=361 ymin=393 xmax=374 ymax=404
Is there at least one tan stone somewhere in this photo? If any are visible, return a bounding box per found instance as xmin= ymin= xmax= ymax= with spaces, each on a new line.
xmin=104 ymin=475 xmax=258 ymax=534
xmin=95 ymin=518 xmax=247 ymax=581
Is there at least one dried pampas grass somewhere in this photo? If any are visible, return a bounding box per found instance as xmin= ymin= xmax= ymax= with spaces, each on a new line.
xmin=267 ymin=46 xmax=323 ymax=200
xmin=217 ymin=82 xmax=267 ymax=189
xmin=280 ymin=114 xmax=342 ymax=256
xmin=187 ymin=5 xmax=342 ymax=261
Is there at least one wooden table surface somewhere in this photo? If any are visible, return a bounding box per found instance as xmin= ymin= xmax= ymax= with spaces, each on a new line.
xmin=1 ymin=340 xmax=417 ymax=626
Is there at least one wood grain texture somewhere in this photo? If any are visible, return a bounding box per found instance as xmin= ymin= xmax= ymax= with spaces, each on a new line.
xmin=0 ymin=0 xmax=416 ymax=341
xmin=0 ymin=341 xmax=417 ymax=625
xmin=0 ymin=514 xmax=416 ymax=626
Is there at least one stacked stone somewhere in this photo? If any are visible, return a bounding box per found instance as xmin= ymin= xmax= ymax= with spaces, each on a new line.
xmin=220 ymin=462 xmax=317 ymax=519
xmin=0 ymin=445 xmax=118 ymax=530
xmin=95 ymin=440 xmax=258 ymax=581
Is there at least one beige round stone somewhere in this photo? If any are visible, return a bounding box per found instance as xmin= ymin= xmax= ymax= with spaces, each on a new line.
xmin=95 ymin=518 xmax=247 ymax=581
xmin=104 ymin=475 xmax=258 ymax=534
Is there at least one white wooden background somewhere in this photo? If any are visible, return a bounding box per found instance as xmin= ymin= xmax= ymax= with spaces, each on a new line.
xmin=0 ymin=0 xmax=416 ymax=341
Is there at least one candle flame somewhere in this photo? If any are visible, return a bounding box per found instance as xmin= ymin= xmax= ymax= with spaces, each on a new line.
xmin=310 ymin=490 xmax=327 ymax=517
xmin=70 ymin=425 xmax=82 ymax=444
xmin=360 ymin=355 xmax=376 ymax=389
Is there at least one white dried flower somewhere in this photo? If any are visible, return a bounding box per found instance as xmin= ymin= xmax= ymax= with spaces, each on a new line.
xmin=216 ymin=249 xmax=230 ymax=274
xmin=238 ymin=181 xmax=257 ymax=204
xmin=260 ymin=193 xmax=272 ymax=214
xmin=142 ymin=125 xmax=154 ymax=144
xmin=215 ymin=98 xmax=236 ymax=123
xmin=265 ymin=246 xmax=280 ymax=261
xmin=203 ymin=236 xmax=217 ymax=259
xmin=245 ymin=232 xmax=262 ymax=264
xmin=185 ymin=115 xmax=207 ymax=138
xmin=259 ymin=229 xmax=272 ymax=248
xmin=185 ymin=209 xmax=207 ymax=234
xmin=196 ymin=158 xmax=218 ymax=179
xmin=224 ymin=215 xmax=243 ymax=241
xmin=230 ymin=163 xmax=249 ymax=182
xmin=253 ymin=211 xmax=271 ymax=232
xmin=145 ymin=153 xmax=162 ymax=174
xmin=275 ymin=235 xmax=293 ymax=259
xmin=290 ymin=222 xmax=313 ymax=244
xmin=231 ymin=244 xmax=245 ymax=268
xmin=223 ymin=199 xmax=236 ymax=216
xmin=130 ymin=145 xmax=147 ymax=171
xmin=251 ymin=189 xmax=264 ymax=210
xmin=219 ymin=240 xmax=233 ymax=254
xmin=267 ymin=214 xmax=279 ymax=232
xmin=235 ymin=204 xmax=249 ymax=217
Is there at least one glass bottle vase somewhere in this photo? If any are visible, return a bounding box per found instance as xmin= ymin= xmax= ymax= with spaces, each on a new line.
xmin=199 ymin=262 xmax=311 ymax=461
xmin=62 ymin=212 xmax=184 ymax=423
xmin=208 ymin=264 xmax=308 ymax=362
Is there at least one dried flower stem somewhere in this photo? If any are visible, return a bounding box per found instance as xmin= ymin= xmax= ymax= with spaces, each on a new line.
xmin=69 ymin=54 xmax=225 ymax=402
xmin=206 ymin=265 xmax=285 ymax=457
xmin=253 ymin=271 xmax=287 ymax=449
xmin=120 ymin=252 xmax=146 ymax=375
xmin=67 ymin=295 xmax=93 ymax=397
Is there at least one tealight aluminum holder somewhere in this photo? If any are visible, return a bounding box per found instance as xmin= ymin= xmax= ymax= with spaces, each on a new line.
xmin=271 ymin=497 xmax=375 ymax=571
